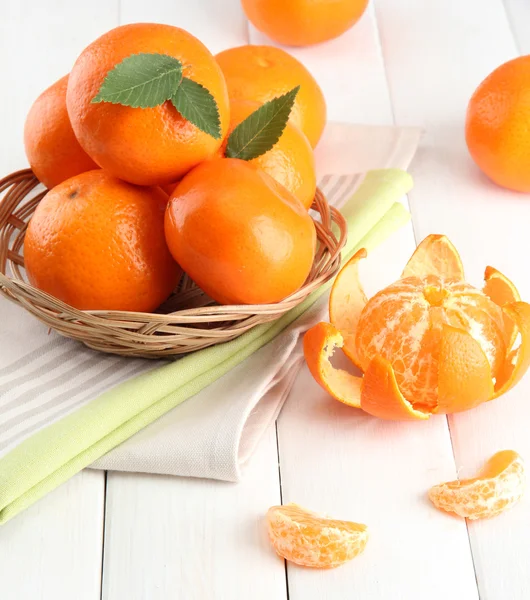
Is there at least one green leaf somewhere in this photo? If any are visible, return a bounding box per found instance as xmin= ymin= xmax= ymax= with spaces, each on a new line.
xmin=225 ymin=86 xmax=300 ymax=161
xmin=171 ymin=77 xmax=221 ymax=139
xmin=92 ymin=53 xmax=183 ymax=108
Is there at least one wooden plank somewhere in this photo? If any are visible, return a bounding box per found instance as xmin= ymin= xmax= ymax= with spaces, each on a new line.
xmin=0 ymin=2 xmax=118 ymax=598
xmin=101 ymin=5 xmax=285 ymax=599
xmin=250 ymin=3 xmax=478 ymax=598
xmin=0 ymin=471 xmax=104 ymax=600
xmin=102 ymin=426 xmax=286 ymax=600
xmin=375 ymin=0 xmax=530 ymax=598
xmin=504 ymin=0 xmax=530 ymax=54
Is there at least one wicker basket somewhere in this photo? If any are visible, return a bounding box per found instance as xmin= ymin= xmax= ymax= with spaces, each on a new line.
xmin=0 ymin=169 xmax=347 ymax=358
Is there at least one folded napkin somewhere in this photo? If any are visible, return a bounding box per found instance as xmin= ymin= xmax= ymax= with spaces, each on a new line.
xmin=0 ymin=122 xmax=419 ymax=524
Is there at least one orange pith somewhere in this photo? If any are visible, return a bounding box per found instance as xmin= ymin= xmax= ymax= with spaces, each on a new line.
xmin=303 ymin=234 xmax=530 ymax=420
xmin=429 ymin=450 xmax=525 ymax=519
xmin=266 ymin=503 xmax=368 ymax=568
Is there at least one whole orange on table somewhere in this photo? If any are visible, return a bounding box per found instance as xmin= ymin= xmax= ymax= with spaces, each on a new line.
xmin=24 ymin=75 xmax=98 ymax=189
xmin=466 ymin=55 xmax=530 ymax=192
xmin=67 ymin=23 xmax=230 ymax=186
xmin=24 ymin=170 xmax=181 ymax=312
xmin=216 ymin=45 xmax=326 ymax=147
xmin=304 ymin=235 xmax=530 ymax=419
xmin=222 ymin=99 xmax=316 ymax=209
xmin=242 ymin=0 xmax=369 ymax=46
xmin=164 ymin=158 xmax=316 ymax=305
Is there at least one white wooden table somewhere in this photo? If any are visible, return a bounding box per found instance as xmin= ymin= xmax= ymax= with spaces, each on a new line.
xmin=2 ymin=1 xmax=530 ymax=598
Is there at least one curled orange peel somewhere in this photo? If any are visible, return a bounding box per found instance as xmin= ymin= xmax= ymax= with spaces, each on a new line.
xmin=483 ymin=266 xmax=521 ymax=350
xmin=492 ymin=302 xmax=530 ymax=398
xmin=401 ymin=234 xmax=464 ymax=280
xmin=304 ymin=235 xmax=530 ymax=421
xmin=303 ymin=321 xmax=361 ymax=408
xmin=329 ymin=248 xmax=367 ymax=367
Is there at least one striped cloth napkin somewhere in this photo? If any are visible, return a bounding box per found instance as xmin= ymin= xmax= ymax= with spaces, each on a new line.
xmin=0 ymin=122 xmax=420 ymax=523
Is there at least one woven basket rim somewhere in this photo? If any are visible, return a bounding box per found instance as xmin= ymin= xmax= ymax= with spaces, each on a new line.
xmin=0 ymin=169 xmax=347 ymax=357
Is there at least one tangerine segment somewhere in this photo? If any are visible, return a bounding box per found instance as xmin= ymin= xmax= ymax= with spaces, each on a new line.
xmin=401 ymin=235 xmax=464 ymax=280
xmin=493 ymin=302 xmax=530 ymax=398
xmin=360 ymin=355 xmax=431 ymax=421
xmin=483 ymin=266 xmax=521 ymax=350
xmin=266 ymin=503 xmax=368 ymax=568
xmin=436 ymin=324 xmax=494 ymax=414
xmin=329 ymin=248 xmax=367 ymax=367
xmin=428 ymin=450 xmax=524 ymax=519
xmin=303 ymin=322 xmax=361 ymax=408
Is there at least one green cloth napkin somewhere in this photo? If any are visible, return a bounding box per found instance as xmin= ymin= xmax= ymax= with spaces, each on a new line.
xmin=0 ymin=168 xmax=413 ymax=524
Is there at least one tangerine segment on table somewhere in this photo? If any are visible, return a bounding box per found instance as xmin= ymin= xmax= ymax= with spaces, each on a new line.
xmin=221 ymin=99 xmax=317 ymax=209
xmin=215 ymin=45 xmax=326 ymax=148
xmin=429 ymin=450 xmax=525 ymax=520
xmin=242 ymin=0 xmax=369 ymax=47
xmin=164 ymin=158 xmax=316 ymax=305
xmin=24 ymin=169 xmax=181 ymax=312
xmin=24 ymin=74 xmax=98 ymax=189
xmin=466 ymin=55 xmax=530 ymax=192
xmin=67 ymin=23 xmax=229 ymax=186
xmin=266 ymin=503 xmax=368 ymax=568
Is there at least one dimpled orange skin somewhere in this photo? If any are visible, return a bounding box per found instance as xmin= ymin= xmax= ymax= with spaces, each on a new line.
xmin=66 ymin=23 xmax=230 ymax=186
xmin=242 ymin=0 xmax=369 ymax=47
xmin=466 ymin=56 xmax=530 ymax=192
xmin=164 ymin=158 xmax=316 ymax=305
xmin=215 ymin=45 xmax=326 ymax=148
xmin=24 ymin=75 xmax=98 ymax=189
xmin=24 ymin=170 xmax=181 ymax=312
xmin=221 ymin=100 xmax=316 ymax=209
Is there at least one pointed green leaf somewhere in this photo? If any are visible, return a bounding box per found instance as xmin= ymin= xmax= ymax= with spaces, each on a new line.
xmin=171 ymin=77 xmax=221 ymax=139
xmin=92 ymin=53 xmax=183 ymax=108
xmin=225 ymin=86 xmax=300 ymax=161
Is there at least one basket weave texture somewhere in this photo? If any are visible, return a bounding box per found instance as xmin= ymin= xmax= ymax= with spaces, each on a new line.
xmin=0 ymin=169 xmax=347 ymax=358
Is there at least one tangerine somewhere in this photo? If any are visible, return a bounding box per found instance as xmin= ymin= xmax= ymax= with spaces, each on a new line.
xmin=222 ymin=100 xmax=316 ymax=209
xmin=216 ymin=45 xmax=326 ymax=148
xmin=466 ymin=56 xmax=530 ymax=192
xmin=164 ymin=158 xmax=316 ymax=305
xmin=25 ymin=170 xmax=180 ymax=312
xmin=242 ymin=0 xmax=369 ymax=47
xmin=66 ymin=23 xmax=230 ymax=186
xmin=24 ymin=75 xmax=98 ymax=189
xmin=266 ymin=503 xmax=368 ymax=568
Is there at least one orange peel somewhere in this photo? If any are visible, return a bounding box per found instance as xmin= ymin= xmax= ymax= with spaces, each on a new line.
xmin=266 ymin=503 xmax=368 ymax=568
xmin=303 ymin=234 xmax=530 ymax=420
xmin=428 ymin=450 xmax=524 ymax=519
xmin=401 ymin=234 xmax=464 ymax=280
xmin=329 ymin=248 xmax=367 ymax=367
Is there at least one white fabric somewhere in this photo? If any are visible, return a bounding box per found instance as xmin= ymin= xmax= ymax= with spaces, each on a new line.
xmin=0 ymin=122 xmax=421 ymax=481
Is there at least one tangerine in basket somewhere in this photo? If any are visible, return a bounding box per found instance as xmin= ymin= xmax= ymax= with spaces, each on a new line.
xmin=242 ymin=0 xmax=369 ymax=47
xmin=24 ymin=75 xmax=98 ymax=189
xmin=66 ymin=23 xmax=229 ymax=186
xmin=24 ymin=170 xmax=181 ymax=312
xmin=304 ymin=235 xmax=530 ymax=420
xmin=266 ymin=503 xmax=368 ymax=568
xmin=215 ymin=45 xmax=326 ymax=148
xmin=221 ymin=99 xmax=316 ymax=209
xmin=466 ymin=56 xmax=530 ymax=192
xmin=164 ymin=158 xmax=316 ymax=305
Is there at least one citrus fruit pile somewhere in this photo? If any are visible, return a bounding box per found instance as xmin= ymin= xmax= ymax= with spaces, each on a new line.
xmin=304 ymin=234 xmax=530 ymax=420
xmin=22 ymin=23 xmax=327 ymax=313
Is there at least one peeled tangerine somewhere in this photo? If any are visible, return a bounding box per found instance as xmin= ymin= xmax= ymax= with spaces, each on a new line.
xmin=429 ymin=450 xmax=524 ymax=520
xmin=304 ymin=235 xmax=530 ymax=420
xmin=266 ymin=503 xmax=368 ymax=568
